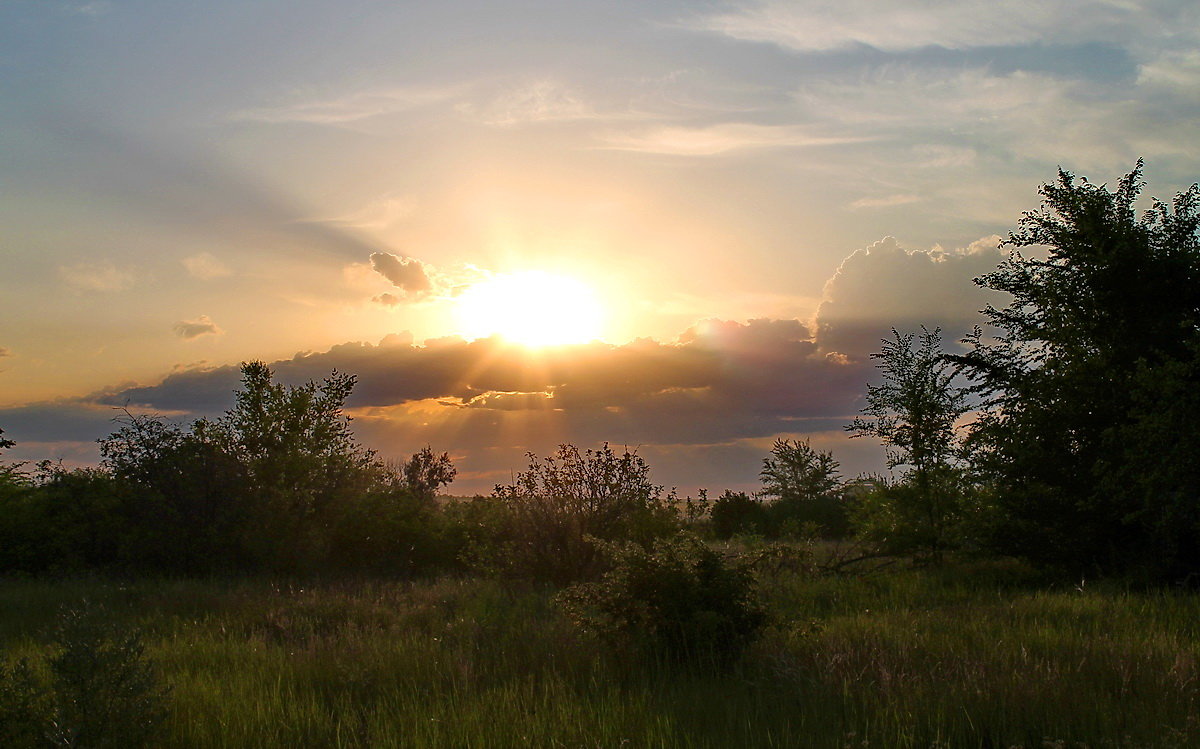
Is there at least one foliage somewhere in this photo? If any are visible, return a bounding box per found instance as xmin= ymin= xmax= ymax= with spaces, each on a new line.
xmin=400 ymin=446 xmax=457 ymax=501
xmin=45 ymin=605 xmax=170 ymax=749
xmin=759 ymin=438 xmax=849 ymax=538
xmin=0 ymin=604 xmax=168 ymax=749
xmin=847 ymin=327 xmax=971 ymax=560
xmin=0 ymin=659 xmax=49 ymax=748
xmin=956 ymin=162 xmax=1200 ymax=579
xmin=488 ymin=444 xmax=679 ymax=583
xmin=708 ymin=490 xmax=768 ymax=540
xmin=557 ymin=534 xmax=767 ymax=664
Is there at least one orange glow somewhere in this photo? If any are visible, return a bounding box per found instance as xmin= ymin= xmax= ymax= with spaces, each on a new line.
xmin=455 ymin=271 xmax=604 ymax=346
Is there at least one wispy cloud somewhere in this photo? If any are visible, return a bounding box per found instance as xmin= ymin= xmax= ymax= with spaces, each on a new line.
xmin=182 ymin=252 xmax=232 ymax=280
xmin=850 ymin=194 xmax=920 ymax=210
xmin=598 ymin=123 xmax=868 ymax=156
xmin=59 ymin=262 xmax=134 ymax=293
xmin=231 ymin=85 xmax=465 ymax=125
xmin=690 ymin=0 xmax=1188 ymax=54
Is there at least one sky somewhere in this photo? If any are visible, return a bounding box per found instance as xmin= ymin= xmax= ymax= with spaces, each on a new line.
xmin=2 ymin=0 xmax=1198 ymax=494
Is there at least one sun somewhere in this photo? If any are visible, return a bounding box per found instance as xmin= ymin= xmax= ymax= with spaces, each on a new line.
xmin=455 ymin=270 xmax=604 ymax=346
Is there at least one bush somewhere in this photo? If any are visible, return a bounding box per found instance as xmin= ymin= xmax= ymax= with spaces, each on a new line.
xmin=709 ymin=491 xmax=767 ymax=539
xmin=0 ymin=604 xmax=169 ymax=749
xmin=489 ymin=444 xmax=679 ymax=583
xmin=557 ymin=534 xmax=768 ymax=664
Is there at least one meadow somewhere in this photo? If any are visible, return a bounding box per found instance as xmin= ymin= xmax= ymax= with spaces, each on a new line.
xmin=3 ymin=554 xmax=1197 ymax=748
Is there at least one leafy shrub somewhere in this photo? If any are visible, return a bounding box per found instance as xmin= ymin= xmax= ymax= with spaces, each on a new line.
xmin=0 ymin=660 xmax=49 ymax=747
xmin=557 ymin=534 xmax=768 ymax=664
xmin=489 ymin=444 xmax=679 ymax=583
xmin=0 ymin=604 xmax=169 ymax=749
xmin=46 ymin=605 xmax=170 ymax=749
xmin=709 ymin=490 xmax=767 ymax=539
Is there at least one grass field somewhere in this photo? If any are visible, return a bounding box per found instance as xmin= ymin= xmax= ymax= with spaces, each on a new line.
xmin=2 ymin=558 xmax=1198 ymax=748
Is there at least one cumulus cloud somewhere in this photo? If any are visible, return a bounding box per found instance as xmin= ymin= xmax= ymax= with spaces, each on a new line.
xmin=182 ymin=252 xmax=232 ymax=280
xmin=815 ymin=236 xmax=1006 ymax=357
xmin=369 ymin=252 xmax=433 ymax=297
xmin=59 ymin=261 xmax=134 ymax=293
xmin=173 ymin=315 xmax=223 ymax=340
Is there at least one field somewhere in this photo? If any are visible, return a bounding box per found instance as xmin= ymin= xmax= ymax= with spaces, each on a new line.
xmin=3 ymin=556 xmax=1198 ymax=748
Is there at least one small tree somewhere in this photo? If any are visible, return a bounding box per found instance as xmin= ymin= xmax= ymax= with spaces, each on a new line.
xmin=401 ymin=446 xmax=457 ymax=501
xmin=759 ymin=438 xmax=847 ymax=538
xmin=847 ymin=327 xmax=970 ymax=560
xmin=208 ymin=361 xmax=381 ymax=569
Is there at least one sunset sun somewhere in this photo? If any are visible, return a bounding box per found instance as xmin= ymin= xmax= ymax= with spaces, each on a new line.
xmin=455 ymin=270 xmax=604 ymax=346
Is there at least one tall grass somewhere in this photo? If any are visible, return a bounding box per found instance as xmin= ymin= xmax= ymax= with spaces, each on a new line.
xmin=1 ymin=563 xmax=1196 ymax=747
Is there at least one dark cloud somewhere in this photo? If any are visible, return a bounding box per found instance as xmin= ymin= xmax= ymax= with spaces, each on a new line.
xmin=173 ymin=315 xmax=223 ymax=339
xmin=7 ymin=234 xmax=1011 ymax=493
xmin=369 ymin=252 xmax=432 ymax=296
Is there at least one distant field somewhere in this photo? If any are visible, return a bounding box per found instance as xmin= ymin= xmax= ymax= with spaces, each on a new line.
xmin=2 ymin=560 xmax=1197 ymax=748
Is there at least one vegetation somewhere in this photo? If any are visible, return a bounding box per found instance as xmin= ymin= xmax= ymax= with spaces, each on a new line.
xmin=1 ymin=162 xmax=1198 ymax=745
xmin=956 ymin=161 xmax=1200 ymax=580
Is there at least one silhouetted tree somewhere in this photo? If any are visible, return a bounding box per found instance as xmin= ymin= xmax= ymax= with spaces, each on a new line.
xmin=402 ymin=446 xmax=457 ymax=501
xmin=848 ymin=327 xmax=970 ymax=560
xmin=207 ymin=361 xmax=381 ymax=569
xmin=759 ymin=438 xmax=848 ymax=538
xmin=956 ymin=162 xmax=1200 ymax=579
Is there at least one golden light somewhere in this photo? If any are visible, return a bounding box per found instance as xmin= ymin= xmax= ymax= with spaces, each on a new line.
xmin=455 ymin=270 xmax=604 ymax=346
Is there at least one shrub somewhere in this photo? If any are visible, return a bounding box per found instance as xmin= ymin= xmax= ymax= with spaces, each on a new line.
xmin=0 ymin=604 xmax=169 ymax=749
xmin=45 ymin=604 xmax=169 ymax=749
xmin=709 ymin=490 xmax=768 ymax=539
xmin=557 ymin=534 xmax=768 ymax=664
xmin=489 ymin=444 xmax=679 ymax=583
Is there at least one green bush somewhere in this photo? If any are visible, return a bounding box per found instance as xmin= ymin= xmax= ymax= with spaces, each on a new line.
xmin=557 ymin=534 xmax=768 ymax=664
xmin=0 ymin=604 xmax=169 ymax=749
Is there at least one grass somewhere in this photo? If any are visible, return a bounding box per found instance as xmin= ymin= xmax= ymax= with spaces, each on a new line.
xmin=1 ymin=559 xmax=1197 ymax=748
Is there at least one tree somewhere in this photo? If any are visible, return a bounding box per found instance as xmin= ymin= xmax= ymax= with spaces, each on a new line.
xmin=847 ymin=327 xmax=970 ymax=559
xmin=208 ymin=361 xmax=381 ymax=568
xmin=401 ymin=446 xmax=457 ymax=501
xmin=956 ymin=162 xmax=1200 ymax=579
xmin=759 ymin=438 xmax=847 ymax=538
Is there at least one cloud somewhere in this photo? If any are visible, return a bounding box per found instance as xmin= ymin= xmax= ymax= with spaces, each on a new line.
xmin=326 ymin=193 xmax=416 ymax=231
xmin=815 ymin=236 xmax=1006 ymax=357
xmin=369 ymin=252 xmax=433 ymax=296
xmin=850 ymin=194 xmax=920 ymax=210
xmin=373 ymin=293 xmax=402 ymax=307
xmin=472 ymin=80 xmax=596 ymax=127
xmin=0 ymin=347 xmax=11 ymax=358
xmin=599 ymin=123 xmax=867 ymax=156
xmin=691 ymin=1 xmax=1189 ymax=54
xmin=173 ymin=315 xmax=223 ymax=340
xmin=59 ymin=261 xmax=134 ymax=293
xmin=231 ymin=85 xmax=464 ymax=125
xmin=181 ymin=252 xmax=232 ymax=280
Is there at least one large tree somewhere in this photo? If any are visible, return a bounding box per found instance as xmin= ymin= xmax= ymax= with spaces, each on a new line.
xmin=957 ymin=162 xmax=1200 ymax=579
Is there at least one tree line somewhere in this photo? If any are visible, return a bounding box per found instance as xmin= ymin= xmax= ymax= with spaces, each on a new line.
xmin=1 ymin=161 xmax=1199 ymax=584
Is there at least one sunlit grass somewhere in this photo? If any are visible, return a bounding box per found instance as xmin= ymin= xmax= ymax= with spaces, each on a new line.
xmin=1 ymin=565 xmax=1197 ymax=747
